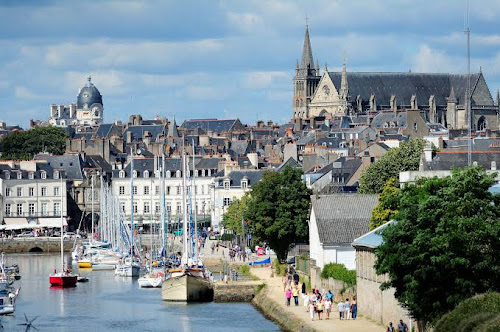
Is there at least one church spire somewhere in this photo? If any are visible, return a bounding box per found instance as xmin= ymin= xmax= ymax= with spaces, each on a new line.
xmin=167 ymin=116 xmax=179 ymax=138
xmin=340 ymin=57 xmax=348 ymax=100
xmin=300 ymin=24 xmax=315 ymax=75
xmin=448 ymin=87 xmax=457 ymax=103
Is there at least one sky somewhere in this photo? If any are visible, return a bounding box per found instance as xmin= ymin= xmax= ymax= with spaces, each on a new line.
xmin=1 ymin=0 xmax=500 ymax=128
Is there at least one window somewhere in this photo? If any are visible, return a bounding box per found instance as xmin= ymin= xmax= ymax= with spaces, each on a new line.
xmin=5 ymin=171 xmax=10 ymax=180
xmin=28 ymin=172 xmax=34 ymax=180
xmin=133 ymin=170 xmax=138 ymax=178
xmin=155 ymin=202 xmax=160 ymax=214
xmin=17 ymin=187 xmax=22 ymax=197
xmin=194 ymin=185 xmax=198 ymax=195
xmin=166 ymin=170 xmax=171 ymax=178
xmin=133 ymin=202 xmax=138 ymax=214
xmin=224 ymin=180 xmax=230 ymax=190
xmin=176 ymin=202 xmax=182 ymax=215
xmin=144 ymin=186 xmax=150 ymax=195
xmin=54 ymin=186 xmax=60 ymax=196
xmin=120 ymin=202 xmax=125 ymax=213
xmin=53 ymin=171 xmax=59 ymax=179
xmin=176 ymin=170 xmax=181 ymax=178
xmin=144 ymin=202 xmax=150 ymax=214
xmin=119 ymin=171 xmax=125 ymax=178
xmin=223 ymin=198 xmax=231 ymax=206
xmin=29 ymin=187 xmax=34 ymax=197
xmin=17 ymin=172 xmax=22 ymax=180
xmin=143 ymin=171 xmax=149 ymax=179
xmin=16 ymin=203 xmax=23 ymax=216
xmin=155 ymin=171 xmax=160 ymax=178
xmin=5 ymin=204 xmax=11 ymax=216
xmin=119 ymin=186 xmax=125 ymax=195
xmin=41 ymin=171 xmax=46 ymax=179
xmin=166 ymin=186 xmax=171 ymax=195
xmin=166 ymin=202 xmax=172 ymax=214
xmin=155 ymin=186 xmax=160 ymax=195
xmin=176 ymin=186 xmax=181 ymax=195
xmin=41 ymin=203 xmax=48 ymax=216
xmin=201 ymin=185 xmax=205 ymax=195
xmin=29 ymin=203 xmax=35 ymax=216
xmin=241 ymin=181 xmax=248 ymax=190
xmin=41 ymin=187 xmax=47 ymax=196
xmin=5 ymin=188 xmax=11 ymax=197
xmin=413 ymin=122 xmax=418 ymax=131
xmin=54 ymin=202 xmax=60 ymax=216
xmin=133 ymin=186 xmax=137 ymax=195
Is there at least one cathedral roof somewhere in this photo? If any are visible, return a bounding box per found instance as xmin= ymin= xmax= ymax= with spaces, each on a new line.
xmin=77 ymin=77 xmax=103 ymax=109
xmin=327 ymin=72 xmax=493 ymax=107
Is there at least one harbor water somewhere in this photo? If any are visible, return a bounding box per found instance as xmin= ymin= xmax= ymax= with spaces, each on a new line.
xmin=1 ymin=253 xmax=281 ymax=332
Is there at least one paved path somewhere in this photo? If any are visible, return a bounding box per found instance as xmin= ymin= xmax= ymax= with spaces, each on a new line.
xmin=250 ymin=266 xmax=384 ymax=332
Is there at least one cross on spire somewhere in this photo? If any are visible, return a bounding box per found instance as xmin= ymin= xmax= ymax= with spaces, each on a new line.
xmin=305 ymin=13 xmax=309 ymax=26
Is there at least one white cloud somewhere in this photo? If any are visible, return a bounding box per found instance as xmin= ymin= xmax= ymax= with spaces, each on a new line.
xmin=242 ymin=71 xmax=288 ymax=89
xmin=411 ymin=44 xmax=461 ymax=73
xmin=14 ymin=86 xmax=39 ymax=100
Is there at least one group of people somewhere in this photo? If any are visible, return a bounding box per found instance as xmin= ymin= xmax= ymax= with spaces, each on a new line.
xmin=282 ymin=266 xmax=358 ymax=322
xmin=387 ymin=320 xmax=409 ymax=332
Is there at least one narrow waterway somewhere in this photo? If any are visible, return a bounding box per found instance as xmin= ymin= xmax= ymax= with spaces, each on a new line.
xmin=1 ymin=253 xmax=281 ymax=332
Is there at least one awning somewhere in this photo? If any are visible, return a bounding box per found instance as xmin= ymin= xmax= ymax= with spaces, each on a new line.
xmin=3 ymin=217 xmax=28 ymax=225
xmin=38 ymin=218 xmax=67 ymax=228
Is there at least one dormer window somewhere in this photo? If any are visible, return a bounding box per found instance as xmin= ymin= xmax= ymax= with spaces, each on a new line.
xmin=119 ymin=170 xmax=125 ymax=178
xmin=28 ymin=172 xmax=34 ymax=180
xmin=155 ymin=170 xmax=161 ymax=178
xmin=5 ymin=171 xmax=10 ymax=180
xmin=41 ymin=171 xmax=47 ymax=180
xmin=223 ymin=179 xmax=230 ymax=190
xmin=176 ymin=170 xmax=181 ymax=178
xmin=241 ymin=179 xmax=248 ymax=190
xmin=166 ymin=170 xmax=171 ymax=178
xmin=53 ymin=171 xmax=59 ymax=179
xmin=17 ymin=172 xmax=22 ymax=180
xmin=144 ymin=170 xmax=149 ymax=179
xmin=202 ymin=169 xmax=206 ymax=177
xmin=492 ymin=161 xmax=497 ymax=171
xmin=133 ymin=170 xmax=138 ymax=178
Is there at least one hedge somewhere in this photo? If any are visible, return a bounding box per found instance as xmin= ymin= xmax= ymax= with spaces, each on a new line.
xmin=320 ymin=263 xmax=356 ymax=286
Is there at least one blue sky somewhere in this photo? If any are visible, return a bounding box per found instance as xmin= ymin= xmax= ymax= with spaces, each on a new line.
xmin=1 ymin=0 xmax=500 ymax=127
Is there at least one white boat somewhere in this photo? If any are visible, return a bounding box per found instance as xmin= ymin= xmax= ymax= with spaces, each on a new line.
xmin=138 ymin=273 xmax=163 ymax=288
xmin=115 ymin=259 xmax=141 ymax=278
xmin=91 ymin=263 xmax=116 ymax=271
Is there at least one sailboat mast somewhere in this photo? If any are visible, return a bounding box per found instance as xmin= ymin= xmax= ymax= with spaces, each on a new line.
xmin=91 ymin=173 xmax=94 ymax=242
xmin=465 ymin=0 xmax=472 ymax=166
xmin=192 ymin=140 xmax=198 ymax=264
xmin=161 ymin=153 xmax=166 ymax=252
xmin=181 ymin=150 xmax=189 ymax=265
xmin=60 ymin=174 xmax=64 ymax=273
xmin=130 ymin=147 xmax=134 ymax=257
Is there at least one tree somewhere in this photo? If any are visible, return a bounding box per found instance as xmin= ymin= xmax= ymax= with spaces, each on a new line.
xmin=375 ymin=166 xmax=500 ymax=329
xmin=221 ymin=193 xmax=250 ymax=236
xmin=245 ymin=166 xmax=311 ymax=262
xmin=359 ymin=138 xmax=425 ymax=194
xmin=1 ymin=126 xmax=68 ymax=160
xmin=369 ymin=178 xmax=400 ymax=230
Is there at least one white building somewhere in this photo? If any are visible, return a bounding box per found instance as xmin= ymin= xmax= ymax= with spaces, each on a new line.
xmin=212 ymin=170 xmax=264 ymax=231
xmin=111 ymin=157 xmax=219 ymax=229
xmin=0 ymin=160 xmax=68 ymax=230
xmin=309 ymin=194 xmax=377 ymax=270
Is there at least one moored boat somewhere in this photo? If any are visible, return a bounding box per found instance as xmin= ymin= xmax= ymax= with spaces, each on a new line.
xmin=161 ymin=268 xmax=212 ymax=302
xmin=49 ymin=272 xmax=78 ymax=287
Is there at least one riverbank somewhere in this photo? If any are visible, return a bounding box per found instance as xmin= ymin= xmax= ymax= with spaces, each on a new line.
xmin=250 ymin=265 xmax=383 ymax=332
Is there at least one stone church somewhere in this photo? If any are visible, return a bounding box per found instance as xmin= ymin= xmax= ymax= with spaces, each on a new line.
xmin=293 ymin=25 xmax=500 ymax=131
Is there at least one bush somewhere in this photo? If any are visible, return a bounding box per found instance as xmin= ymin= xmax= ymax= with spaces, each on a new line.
xmin=434 ymin=293 xmax=500 ymax=332
xmin=273 ymin=258 xmax=286 ymax=276
xmin=238 ymin=264 xmax=250 ymax=276
xmin=320 ymin=263 xmax=356 ymax=286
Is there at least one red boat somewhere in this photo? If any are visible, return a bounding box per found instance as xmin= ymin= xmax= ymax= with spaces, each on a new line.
xmin=49 ymin=272 xmax=78 ymax=287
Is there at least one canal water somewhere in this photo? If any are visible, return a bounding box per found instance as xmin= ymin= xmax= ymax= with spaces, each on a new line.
xmin=1 ymin=253 xmax=281 ymax=332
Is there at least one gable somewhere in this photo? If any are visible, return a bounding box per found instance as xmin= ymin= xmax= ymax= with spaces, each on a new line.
xmin=311 ymin=72 xmax=340 ymax=104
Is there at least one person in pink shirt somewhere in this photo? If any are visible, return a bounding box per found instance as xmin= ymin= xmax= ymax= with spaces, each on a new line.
xmin=285 ymin=288 xmax=292 ymax=306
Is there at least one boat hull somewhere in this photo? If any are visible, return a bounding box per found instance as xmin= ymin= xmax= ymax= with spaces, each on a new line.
xmin=161 ymin=274 xmax=212 ymax=302
xmin=115 ymin=265 xmax=140 ymax=278
xmin=138 ymin=276 xmax=163 ymax=288
xmin=92 ymin=263 xmax=116 ymax=270
xmin=78 ymin=261 xmax=92 ymax=269
xmin=49 ymin=275 xmax=78 ymax=287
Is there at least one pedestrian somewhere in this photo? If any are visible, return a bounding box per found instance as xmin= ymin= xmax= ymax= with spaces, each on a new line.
xmin=301 ymin=282 xmax=306 ymax=295
xmin=292 ymin=286 xmax=299 ymax=306
xmin=387 ymin=322 xmax=395 ymax=332
xmin=324 ymin=297 xmax=332 ymax=319
xmin=293 ymin=271 xmax=299 ymax=286
xmin=285 ymin=288 xmax=292 ymax=306
xmin=344 ymin=298 xmax=350 ymax=320
xmin=303 ymin=291 xmax=310 ymax=312
xmin=287 ymin=271 xmax=293 ymax=287
xmin=309 ymin=298 xmax=316 ymax=321
xmin=351 ymin=296 xmax=357 ymax=319
xmin=326 ymin=290 xmax=334 ymax=301
xmin=397 ymin=319 xmax=409 ymax=332
xmin=316 ymin=298 xmax=324 ymax=320
xmin=282 ymin=274 xmax=288 ymax=291
xmin=337 ymin=299 xmax=345 ymax=320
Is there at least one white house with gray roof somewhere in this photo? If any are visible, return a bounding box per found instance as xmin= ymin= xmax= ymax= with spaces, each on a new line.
xmin=309 ymin=194 xmax=378 ymax=270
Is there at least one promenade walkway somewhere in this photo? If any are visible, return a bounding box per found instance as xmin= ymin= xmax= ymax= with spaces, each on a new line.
xmin=250 ymin=266 xmax=383 ymax=332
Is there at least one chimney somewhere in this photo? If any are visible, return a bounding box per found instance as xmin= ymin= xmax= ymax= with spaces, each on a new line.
xmin=126 ymin=131 xmax=133 ymax=143
xmin=424 ymin=144 xmax=433 ymax=162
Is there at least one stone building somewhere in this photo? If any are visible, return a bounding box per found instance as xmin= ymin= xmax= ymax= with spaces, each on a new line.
xmin=292 ymin=26 xmax=500 ymax=131
xmin=49 ymin=76 xmax=104 ymax=128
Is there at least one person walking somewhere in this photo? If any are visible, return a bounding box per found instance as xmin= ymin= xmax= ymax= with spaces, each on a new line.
xmin=309 ymin=298 xmax=316 ymax=321
xmin=303 ymin=291 xmax=310 ymax=312
xmin=316 ymin=298 xmax=324 ymax=320
xmin=293 ymin=271 xmax=299 ymax=286
xmin=292 ymin=286 xmax=299 ymax=306
xmin=282 ymin=274 xmax=288 ymax=291
xmin=397 ymin=319 xmax=409 ymax=332
xmin=337 ymin=299 xmax=345 ymax=320
xmin=285 ymin=288 xmax=292 ymax=306
xmin=387 ymin=322 xmax=395 ymax=332
xmin=301 ymin=282 xmax=306 ymax=295
xmin=351 ymin=296 xmax=358 ymax=319
xmin=344 ymin=298 xmax=350 ymax=320
xmin=324 ymin=297 xmax=332 ymax=320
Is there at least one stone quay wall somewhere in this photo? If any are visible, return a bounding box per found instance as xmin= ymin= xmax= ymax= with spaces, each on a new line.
xmin=213 ymin=282 xmax=263 ymax=302
xmin=0 ymin=238 xmax=74 ymax=253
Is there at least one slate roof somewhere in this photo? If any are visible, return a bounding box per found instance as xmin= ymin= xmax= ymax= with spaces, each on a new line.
xmin=277 ymin=157 xmax=302 ymax=172
xmin=181 ymin=119 xmax=243 ymax=134
xmin=0 ymin=162 xmax=65 ymax=180
xmin=34 ymin=154 xmax=83 ymax=180
xmin=371 ymin=112 xmax=407 ymax=129
xmin=311 ymin=194 xmax=378 ymax=245
xmin=327 ymin=72 xmax=494 ymax=107
xmin=123 ymin=125 xmax=166 ymax=142
xmin=218 ymin=170 xmax=264 ymax=187
xmin=423 ymin=151 xmax=500 ymax=171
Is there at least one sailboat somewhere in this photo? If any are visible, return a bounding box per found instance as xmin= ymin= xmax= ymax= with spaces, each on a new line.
xmin=50 ymin=174 xmax=78 ymax=287
xmin=161 ymin=149 xmax=212 ymax=301
xmin=115 ymin=148 xmax=141 ymax=277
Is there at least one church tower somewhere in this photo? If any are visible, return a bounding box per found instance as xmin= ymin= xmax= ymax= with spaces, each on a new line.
xmin=293 ymin=25 xmax=320 ymax=119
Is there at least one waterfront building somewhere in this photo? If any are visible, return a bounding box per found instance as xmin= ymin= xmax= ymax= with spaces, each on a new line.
xmin=0 ymin=160 xmax=68 ymax=230
xmin=49 ymin=76 xmax=104 ymax=128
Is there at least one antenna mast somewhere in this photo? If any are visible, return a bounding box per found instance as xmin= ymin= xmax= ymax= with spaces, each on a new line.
xmin=465 ymin=0 xmax=472 ymax=166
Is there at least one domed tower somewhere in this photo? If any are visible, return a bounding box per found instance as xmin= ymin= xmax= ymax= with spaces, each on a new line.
xmin=76 ymin=76 xmax=103 ymax=126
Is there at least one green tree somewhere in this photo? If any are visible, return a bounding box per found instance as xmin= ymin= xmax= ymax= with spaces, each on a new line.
xmin=359 ymin=138 xmax=425 ymax=194
xmin=221 ymin=193 xmax=250 ymax=236
xmin=370 ymin=178 xmax=400 ymax=230
xmin=245 ymin=166 xmax=311 ymax=262
xmin=375 ymin=166 xmax=500 ymax=329
xmin=1 ymin=126 xmax=68 ymax=160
